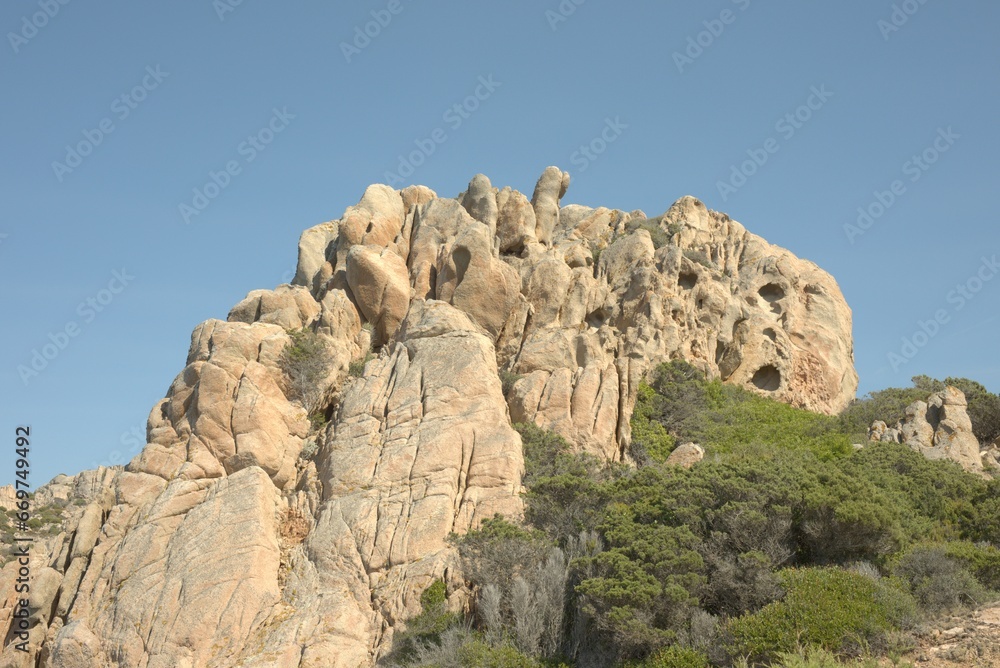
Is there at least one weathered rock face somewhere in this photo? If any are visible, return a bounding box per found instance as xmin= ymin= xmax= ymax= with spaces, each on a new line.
xmin=869 ymin=386 xmax=983 ymax=472
xmin=2 ymin=168 xmax=858 ymax=667
xmin=665 ymin=442 xmax=704 ymax=469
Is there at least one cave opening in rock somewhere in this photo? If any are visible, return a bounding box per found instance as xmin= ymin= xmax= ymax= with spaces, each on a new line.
xmin=678 ymin=272 xmax=697 ymax=290
xmin=758 ymin=283 xmax=785 ymax=303
xmin=751 ymin=364 xmax=781 ymax=392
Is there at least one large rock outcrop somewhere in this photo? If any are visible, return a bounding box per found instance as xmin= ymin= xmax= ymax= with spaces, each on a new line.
xmin=0 ymin=168 xmax=858 ymax=667
xmin=869 ymin=386 xmax=983 ymax=472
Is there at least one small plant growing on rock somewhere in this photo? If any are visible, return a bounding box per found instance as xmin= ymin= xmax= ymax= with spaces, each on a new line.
xmin=682 ymin=248 xmax=714 ymax=269
xmin=626 ymin=216 xmax=672 ymax=249
xmin=279 ymin=329 xmax=334 ymax=412
xmin=500 ymin=369 xmax=523 ymax=397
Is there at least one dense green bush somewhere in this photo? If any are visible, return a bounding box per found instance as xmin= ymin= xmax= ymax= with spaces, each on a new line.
xmin=630 ymin=644 xmax=708 ymax=668
xmin=942 ymin=540 xmax=1000 ymax=591
xmin=644 ymin=362 xmax=852 ymax=461
xmin=629 ymin=384 xmax=676 ymax=464
xmin=725 ymin=567 xmax=916 ymax=662
xmin=518 ymin=423 xmax=608 ymax=542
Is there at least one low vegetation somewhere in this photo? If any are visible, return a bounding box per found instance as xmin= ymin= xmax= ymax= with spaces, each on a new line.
xmin=279 ymin=328 xmax=334 ymax=412
xmin=387 ymin=362 xmax=1000 ymax=667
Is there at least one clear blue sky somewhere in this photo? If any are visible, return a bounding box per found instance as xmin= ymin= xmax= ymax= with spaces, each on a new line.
xmin=2 ymin=2 xmax=998 ymax=487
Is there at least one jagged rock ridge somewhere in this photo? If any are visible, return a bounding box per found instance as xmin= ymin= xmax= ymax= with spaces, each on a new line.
xmin=0 ymin=168 xmax=858 ymax=667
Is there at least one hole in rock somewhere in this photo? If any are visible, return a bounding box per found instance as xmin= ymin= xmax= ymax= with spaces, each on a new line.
xmin=762 ymin=328 xmax=777 ymax=342
xmin=758 ymin=283 xmax=785 ymax=303
xmin=678 ymin=272 xmax=697 ymax=290
xmin=751 ymin=365 xmax=781 ymax=392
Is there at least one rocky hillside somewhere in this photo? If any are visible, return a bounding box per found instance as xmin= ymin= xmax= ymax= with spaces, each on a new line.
xmin=0 ymin=168 xmax=860 ymax=667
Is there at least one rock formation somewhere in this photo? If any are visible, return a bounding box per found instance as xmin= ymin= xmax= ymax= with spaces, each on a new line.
xmin=664 ymin=442 xmax=705 ymax=469
xmin=868 ymin=386 xmax=983 ymax=472
xmin=0 ymin=168 xmax=858 ymax=667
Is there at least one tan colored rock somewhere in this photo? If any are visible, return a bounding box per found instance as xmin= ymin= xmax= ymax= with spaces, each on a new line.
xmin=496 ymin=186 xmax=537 ymax=253
xmin=436 ymin=222 xmax=522 ymax=339
xmin=131 ymin=319 xmax=310 ymax=489
xmin=408 ymin=198 xmax=476 ymax=299
xmin=0 ymin=485 xmax=15 ymax=511
xmin=665 ymin=442 xmax=705 ymax=469
xmin=898 ymin=387 xmax=982 ymax=471
xmin=44 ymin=467 xmax=282 ymax=667
xmin=337 ymin=184 xmax=406 ymax=263
xmin=227 ymin=283 xmax=321 ymax=330
xmin=221 ymin=300 xmax=524 ymax=664
xmin=293 ymin=220 xmax=339 ymax=294
xmin=531 ymin=166 xmax=570 ymax=246
xmin=400 ymin=184 xmax=437 ymax=213
xmin=345 ymin=244 xmax=410 ymax=345
xmin=460 ymin=173 xmax=498 ymax=235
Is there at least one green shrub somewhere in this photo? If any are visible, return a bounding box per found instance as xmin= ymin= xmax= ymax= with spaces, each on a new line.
xmin=893 ymin=545 xmax=988 ymax=613
xmin=515 ymin=423 xmax=573 ymax=486
xmin=307 ymin=411 xmax=328 ymax=431
xmin=348 ymin=353 xmax=373 ymax=378
xmin=725 ymin=567 xmax=917 ymax=663
xmin=626 ymin=216 xmax=673 ymax=249
xmin=840 ymin=444 xmax=993 ymax=545
xmin=942 ymin=540 xmax=1000 ymax=591
xmin=629 ymin=384 xmax=676 ymax=464
xmin=682 ymin=249 xmax=713 ymax=268
xmin=631 ymin=644 xmax=708 ymax=668
xmin=518 ymin=424 xmax=607 ymax=542
xmin=772 ymin=647 xmax=891 ymax=668
xmin=391 ymin=579 xmax=461 ymax=661
xmin=455 ymin=516 xmax=552 ymax=596
xmin=501 ymin=370 xmax=524 ymax=397
xmin=279 ymin=329 xmax=334 ymax=410
xmin=645 ymin=362 xmax=852 ymax=461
